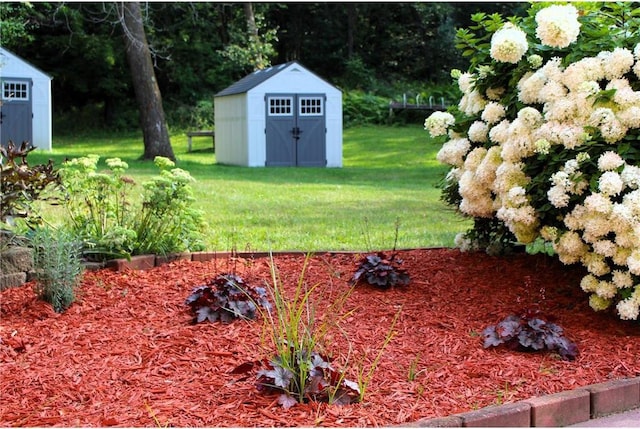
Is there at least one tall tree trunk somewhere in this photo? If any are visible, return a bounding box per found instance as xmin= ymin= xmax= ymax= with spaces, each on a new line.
xmin=243 ymin=2 xmax=264 ymax=69
xmin=119 ymin=2 xmax=174 ymax=161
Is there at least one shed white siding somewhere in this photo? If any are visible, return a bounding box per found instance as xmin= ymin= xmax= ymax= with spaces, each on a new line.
xmin=214 ymin=93 xmax=248 ymax=165
xmin=0 ymin=48 xmax=53 ymax=150
xmin=215 ymin=62 xmax=342 ymax=167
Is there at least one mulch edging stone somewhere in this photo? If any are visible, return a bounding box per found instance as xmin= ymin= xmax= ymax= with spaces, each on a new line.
xmin=98 ymin=250 xmax=640 ymax=428
xmin=407 ymin=376 xmax=640 ymax=427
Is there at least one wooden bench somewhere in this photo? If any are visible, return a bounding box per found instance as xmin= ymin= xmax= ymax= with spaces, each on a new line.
xmin=187 ymin=130 xmax=215 ymax=152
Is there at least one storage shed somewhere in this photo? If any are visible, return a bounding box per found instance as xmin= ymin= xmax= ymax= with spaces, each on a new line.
xmin=214 ymin=61 xmax=342 ymax=167
xmin=0 ymin=47 xmax=53 ymax=151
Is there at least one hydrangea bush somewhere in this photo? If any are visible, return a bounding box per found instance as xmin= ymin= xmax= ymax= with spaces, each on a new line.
xmin=425 ymin=3 xmax=640 ymax=320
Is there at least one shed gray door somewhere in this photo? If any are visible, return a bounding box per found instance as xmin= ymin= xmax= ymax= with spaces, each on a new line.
xmin=265 ymin=94 xmax=326 ymax=166
xmin=0 ymin=78 xmax=33 ymax=148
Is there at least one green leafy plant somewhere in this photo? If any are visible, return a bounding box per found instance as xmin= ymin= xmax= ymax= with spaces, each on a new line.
xmin=59 ymin=155 xmax=206 ymax=260
xmin=30 ymin=226 xmax=84 ymax=313
xmin=482 ymin=309 xmax=578 ymax=361
xmin=185 ymin=273 xmax=270 ymax=324
xmin=0 ymin=140 xmax=61 ymax=231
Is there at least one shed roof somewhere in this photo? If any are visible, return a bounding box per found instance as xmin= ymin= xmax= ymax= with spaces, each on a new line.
xmin=215 ymin=61 xmax=337 ymax=97
xmin=215 ymin=62 xmax=295 ymax=97
xmin=0 ymin=47 xmax=52 ymax=80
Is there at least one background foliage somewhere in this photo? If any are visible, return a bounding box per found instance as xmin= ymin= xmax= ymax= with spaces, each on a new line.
xmin=0 ymin=2 xmax=524 ymax=132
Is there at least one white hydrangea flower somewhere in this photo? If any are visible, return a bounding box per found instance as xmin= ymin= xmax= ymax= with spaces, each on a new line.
xmin=613 ymin=247 xmax=633 ymax=267
xmin=621 ymin=164 xmax=640 ymax=189
xmin=580 ymin=274 xmax=599 ymax=292
xmin=607 ymin=78 xmax=640 ymax=106
xmin=454 ymin=232 xmax=477 ymax=252
xmin=599 ymin=171 xmax=624 ymax=196
xmin=584 ymin=193 xmax=613 ymax=215
xmin=535 ymin=4 xmax=581 ymax=48
xmin=475 ymin=146 xmax=502 ymax=185
xmin=517 ymin=107 xmax=543 ymax=129
xmin=589 ymin=108 xmax=627 ymax=143
xmin=556 ymin=230 xmax=588 ymax=264
xmin=468 ymin=121 xmax=489 ymax=143
xmin=598 ymin=48 xmax=635 ymax=80
xmin=424 ymin=111 xmax=456 ymax=137
xmin=635 ymin=43 xmax=640 ymax=60
xmin=535 ymin=121 xmax=586 ymax=150
xmin=612 ymin=270 xmax=634 ymax=289
xmin=627 ymin=250 xmax=640 ymax=276
xmin=597 ymin=151 xmax=625 ymax=171
xmin=595 ymin=280 xmax=617 ymax=299
xmin=562 ymin=57 xmax=605 ymax=92
xmin=616 ymin=298 xmax=640 ymax=320
xmin=618 ymin=106 xmax=640 ymax=129
xmin=540 ymin=225 xmax=559 ymax=241
xmin=490 ymin=23 xmax=528 ymax=64
xmin=458 ymin=72 xmax=475 ymax=93
xmin=528 ymin=54 xmax=543 ymax=69
xmin=459 ymin=89 xmax=487 ymax=116
xmin=493 ymin=161 xmax=529 ymax=194
xmin=589 ymin=294 xmax=611 ymax=311
xmin=517 ymin=71 xmax=546 ymax=104
xmin=540 ymin=80 xmax=569 ymax=103
xmin=592 ymin=240 xmax=617 ymax=258
xmin=548 ymin=185 xmax=570 ymax=208
xmin=583 ymin=252 xmax=611 ymax=276
xmin=485 ymin=87 xmax=505 ymax=101
xmin=481 ymin=102 xmax=506 ymax=125
xmin=488 ymin=119 xmax=511 ymax=144
xmin=436 ymin=138 xmax=471 ymax=167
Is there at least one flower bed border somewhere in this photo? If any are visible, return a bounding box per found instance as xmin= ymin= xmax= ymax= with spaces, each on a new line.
xmin=96 ymin=249 xmax=640 ymax=427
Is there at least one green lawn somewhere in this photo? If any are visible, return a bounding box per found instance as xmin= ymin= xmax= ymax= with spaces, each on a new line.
xmin=30 ymin=125 xmax=470 ymax=252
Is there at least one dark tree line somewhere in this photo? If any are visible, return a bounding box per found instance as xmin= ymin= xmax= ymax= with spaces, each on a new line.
xmin=1 ymin=2 xmax=524 ymax=135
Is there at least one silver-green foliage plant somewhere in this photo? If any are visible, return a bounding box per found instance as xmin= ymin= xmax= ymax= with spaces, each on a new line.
xmin=59 ymin=155 xmax=206 ymax=260
xmin=31 ymin=226 xmax=84 ymax=313
xmin=425 ymin=3 xmax=640 ymax=320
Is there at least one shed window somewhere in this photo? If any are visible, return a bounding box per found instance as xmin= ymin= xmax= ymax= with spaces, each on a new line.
xmin=299 ymin=97 xmax=323 ymax=116
xmin=268 ymin=97 xmax=293 ymax=116
xmin=2 ymin=81 xmax=29 ymax=101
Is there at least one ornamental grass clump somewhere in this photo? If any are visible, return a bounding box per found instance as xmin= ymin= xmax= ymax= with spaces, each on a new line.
xmin=234 ymin=254 xmax=360 ymax=409
xmin=425 ymin=3 xmax=640 ymax=320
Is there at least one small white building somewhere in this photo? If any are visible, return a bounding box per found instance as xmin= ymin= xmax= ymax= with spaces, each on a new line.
xmin=214 ymin=61 xmax=342 ymax=167
xmin=0 ymin=47 xmax=53 ymax=151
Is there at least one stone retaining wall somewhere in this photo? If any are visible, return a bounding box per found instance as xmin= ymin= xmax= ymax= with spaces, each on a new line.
xmin=0 ymin=247 xmax=33 ymax=290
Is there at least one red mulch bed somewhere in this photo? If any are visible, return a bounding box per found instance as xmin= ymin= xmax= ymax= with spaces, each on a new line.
xmin=1 ymin=248 xmax=639 ymax=427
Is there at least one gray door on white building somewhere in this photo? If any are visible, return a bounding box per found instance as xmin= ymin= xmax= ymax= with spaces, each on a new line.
xmin=265 ymin=93 xmax=326 ymax=166
xmin=0 ymin=78 xmax=33 ymax=148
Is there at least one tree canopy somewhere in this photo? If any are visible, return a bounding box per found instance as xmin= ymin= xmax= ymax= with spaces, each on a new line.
xmin=0 ymin=2 xmax=525 ymax=132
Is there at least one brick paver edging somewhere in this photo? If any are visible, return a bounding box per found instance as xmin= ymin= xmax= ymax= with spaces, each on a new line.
xmin=96 ymin=250 xmax=639 ymax=428
xmin=406 ymin=377 xmax=640 ymax=427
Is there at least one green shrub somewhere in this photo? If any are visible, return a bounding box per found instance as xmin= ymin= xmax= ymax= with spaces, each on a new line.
xmin=59 ymin=155 xmax=206 ymax=260
xmin=342 ymin=90 xmax=389 ymax=127
xmin=30 ymin=226 xmax=84 ymax=313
